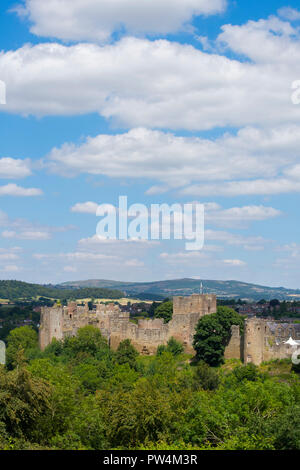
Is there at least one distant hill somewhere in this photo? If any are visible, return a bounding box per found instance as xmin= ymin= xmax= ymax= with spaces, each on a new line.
xmin=0 ymin=280 xmax=124 ymax=301
xmin=61 ymin=278 xmax=300 ymax=302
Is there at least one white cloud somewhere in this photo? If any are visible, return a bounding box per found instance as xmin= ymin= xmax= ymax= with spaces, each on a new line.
xmin=0 ymin=158 xmax=31 ymax=179
xmin=160 ymin=250 xmax=247 ymax=271
xmin=206 ymin=205 xmax=282 ymax=227
xmin=205 ymin=229 xmax=268 ymax=251
xmin=48 ymin=126 xmax=300 ymax=196
xmin=2 ymin=230 xmax=51 ymax=240
xmin=217 ymin=15 xmax=298 ymax=64
xmin=124 ymin=259 xmax=144 ymax=267
xmin=0 ymin=184 xmax=42 ymax=197
xmin=78 ymin=235 xmax=159 ymax=252
xmin=181 ymin=178 xmax=300 ymax=197
xmin=71 ymin=201 xmax=99 ymax=214
xmin=223 ymin=259 xmax=246 ymax=267
xmin=2 ymin=265 xmax=22 ymax=273
xmin=63 ymin=266 xmax=77 ymax=273
xmin=160 ymin=250 xmax=211 ymax=264
xmin=278 ymin=7 xmax=300 ymax=21
xmin=1 ymin=20 xmax=300 ymax=131
xmin=34 ymin=252 xmax=117 ymax=261
xmin=0 ymin=253 xmax=19 ymax=260
xmin=0 ymin=211 xmax=75 ymax=241
xmin=14 ymin=0 xmax=226 ymax=42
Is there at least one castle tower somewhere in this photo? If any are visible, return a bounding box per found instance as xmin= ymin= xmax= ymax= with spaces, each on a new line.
xmin=173 ymin=293 xmax=216 ymax=317
xmin=244 ymin=317 xmax=265 ymax=365
xmin=39 ymin=305 xmax=63 ymax=350
xmin=170 ymin=294 xmax=217 ymax=353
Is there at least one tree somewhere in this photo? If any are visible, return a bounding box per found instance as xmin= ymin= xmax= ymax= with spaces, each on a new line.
xmin=233 ymin=363 xmax=260 ymax=382
xmin=193 ymin=307 xmax=244 ymax=366
xmin=63 ymin=326 xmax=109 ymax=359
xmin=6 ymin=326 xmax=38 ymax=369
xmin=0 ymin=363 xmax=51 ymax=443
xmin=157 ymin=337 xmax=184 ymax=357
xmin=115 ymin=339 xmax=139 ymax=369
xmin=154 ymin=301 xmax=173 ymax=323
xmin=270 ymin=406 xmax=300 ymax=450
xmin=193 ymin=361 xmax=220 ymax=391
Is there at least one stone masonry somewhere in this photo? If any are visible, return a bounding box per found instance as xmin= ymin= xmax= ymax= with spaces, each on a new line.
xmin=39 ymin=296 xmax=300 ymax=364
xmin=39 ymin=294 xmax=217 ymax=355
xmin=244 ymin=317 xmax=300 ymax=365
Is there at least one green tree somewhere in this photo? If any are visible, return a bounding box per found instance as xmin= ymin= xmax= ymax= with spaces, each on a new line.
xmin=6 ymin=326 xmax=38 ymax=368
xmin=154 ymin=301 xmax=173 ymax=323
xmin=193 ymin=361 xmax=220 ymax=391
xmin=233 ymin=363 xmax=260 ymax=382
xmin=0 ymin=363 xmax=51 ymax=443
xmin=63 ymin=326 xmax=109 ymax=359
xmin=157 ymin=337 xmax=184 ymax=357
xmin=193 ymin=307 xmax=244 ymax=366
xmin=116 ymin=339 xmax=139 ymax=369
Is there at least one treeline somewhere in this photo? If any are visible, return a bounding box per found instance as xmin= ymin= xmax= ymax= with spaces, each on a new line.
xmin=0 ymin=280 xmax=124 ymax=301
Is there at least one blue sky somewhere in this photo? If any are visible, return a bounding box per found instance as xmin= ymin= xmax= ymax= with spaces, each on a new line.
xmin=1 ymin=0 xmax=300 ymax=287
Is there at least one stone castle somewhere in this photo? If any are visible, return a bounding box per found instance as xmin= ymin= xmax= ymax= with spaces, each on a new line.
xmin=39 ymin=294 xmax=300 ymax=365
xmin=39 ymin=294 xmax=217 ymax=355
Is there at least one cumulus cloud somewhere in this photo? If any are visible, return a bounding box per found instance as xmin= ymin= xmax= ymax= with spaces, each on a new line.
xmin=71 ymin=201 xmax=99 ymax=214
xmin=0 ymin=253 xmax=19 ymax=261
xmin=206 ymin=205 xmax=282 ymax=228
xmin=223 ymin=259 xmax=246 ymax=267
xmin=2 ymin=230 xmax=51 ymax=240
xmin=78 ymin=235 xmax=160 ymax=256
xmin=181 ymin=178 xmax=300 ymax=197
xmin=63 ymin=266 xmax=77 ymax=273
xmin=0 ymin=184 xmax=42 ymax=197
xmin=34 ymin=252 xmax=117 ymax=261
xmin=278 ymin=7 xmax=300 ymax=22
xmin=205 ymin=229 xmax=269 ymax=251
xmin=1 ymin=19 xmax=300 ymax=131
xmin=0 ymin=158 xmax=31 ymax=179
xmin=0 ymin=210 xmax=75 ymax=241
xmin=159 ymin=250 xmax=247 ymax=271
xmin=14 ymin=0 xmax=227 ymax=42
xmin=47 ymin=125 xmax=300 ymax=196
xmin=1 ymin=265 xmax=22 ymax=273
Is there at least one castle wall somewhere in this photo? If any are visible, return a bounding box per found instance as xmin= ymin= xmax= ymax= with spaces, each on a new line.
xmin=39 ymin=297 xmax=300 ymax=365
xmin=39 ymin=294 xmax=216 ymax=354
xmin=224 ymin=325 xmax=243 ymax=361
xmin=244 ymin=318 xmax=300 ymax=365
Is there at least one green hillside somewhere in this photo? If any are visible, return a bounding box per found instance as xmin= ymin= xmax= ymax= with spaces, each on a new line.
xmin=61 ymin=278 xmax=300 ymax=301
xmin=0 ymin=280 xmax=124 ymax=301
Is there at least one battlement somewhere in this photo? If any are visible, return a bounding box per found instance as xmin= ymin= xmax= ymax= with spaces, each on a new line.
xmin=39 ymin=297 xmax=300 ymax=363
xmin=173 ymin=294 xmax=216 ymax=316
xmin=39 ymin=294 xmax=216 ymax=354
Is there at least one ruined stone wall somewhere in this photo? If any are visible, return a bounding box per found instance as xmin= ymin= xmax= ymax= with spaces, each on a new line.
xmin=244 ymin=317 xmax=300 ymax=365
xmin=39 ymin=294 xmax=216 ymax=354
xmin=224 ymin=325 xmax=243 ymax=361
xmin=39 ymin=299 xmax=300 ymax=364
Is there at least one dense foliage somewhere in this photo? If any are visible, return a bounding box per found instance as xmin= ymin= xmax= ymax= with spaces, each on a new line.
xmin=154 ymin=300 xmax=173 ymax=323
xmin=0 ymin=280 xmax=123 ymax=301
xmin=193 ymin=307 xmax=244 ymax=366
xmin=0 ymin=323 xmax=299 ymax=450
